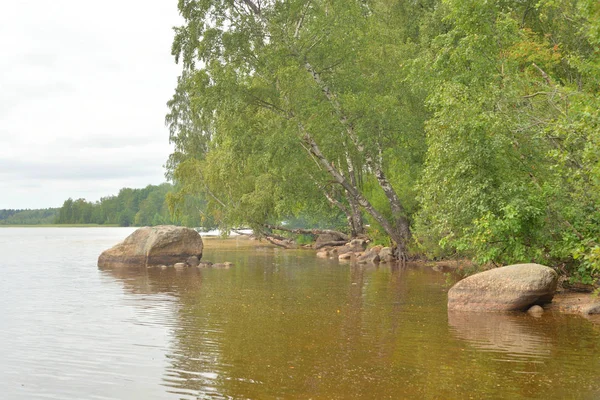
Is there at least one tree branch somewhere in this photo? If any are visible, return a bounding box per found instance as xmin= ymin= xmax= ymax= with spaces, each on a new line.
xmin=241 ymin=0 xmax=261 ymax=16
xmin=264 ymin=223 xmax=349 ymax=240
xmin=532 ymin=62 xmax=552 ymax=86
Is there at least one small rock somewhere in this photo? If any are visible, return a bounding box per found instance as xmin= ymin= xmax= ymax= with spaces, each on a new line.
xmin=337 ymin=246 xmax=353 ymax=256
xmin=186 ymin=256 xmax=200 ymax=267
xmin=582 ymin=303 xmax=600 ymax=315
xmin=198 ymin=262 xmax=213 ymax=268
xmin=316 ymin=251 xmax=330 ymax=258
xmin=174 ymin=262 xmax=187 ymax=270
xmin=338 ymin=253 xmax=353 ymax=261
xmin=357 ymin=248 xmax=380 ymax=264
xmin=371 ymin=245 xmax=383 ymax=254
xmin=379 ymin=247 xmax=393 ymax=262
xmin=348 ymin=239 xmax=367 ymax=252
xmin=224 ymin=262 xmax=234 ymax=267
xmin=527 ymin=305 xmax=544 ymax=316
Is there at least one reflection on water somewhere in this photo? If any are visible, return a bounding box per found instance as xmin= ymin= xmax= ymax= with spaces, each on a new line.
xmin=1 ymin=229 xmax=600 ymax=399
xmin=448 ymin=312 xmax=552 ymax=360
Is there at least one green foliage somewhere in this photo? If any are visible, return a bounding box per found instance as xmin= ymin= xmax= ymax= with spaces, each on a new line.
xmin=0 ymin=209 xmax=58 ymax=225
xmin=164 ymin=0 xmax=600 ymax=282
xmin=167 ymin=0 xmax=430 ymax=248
xmin=414 ymin=0 xmax=600 ymax=283
xmin=55 ymin=183 xmax=185 ymax=227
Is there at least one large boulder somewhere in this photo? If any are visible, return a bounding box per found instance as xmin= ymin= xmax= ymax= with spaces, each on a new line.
xmin=447 ymin=263 xmax=558 ymax=312
xmin=98 ymin=225 xmax=203 ymax=269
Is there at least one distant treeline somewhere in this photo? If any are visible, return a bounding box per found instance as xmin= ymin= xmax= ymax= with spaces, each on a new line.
xmin=1 ymin=183 xmax=208 ymax=228
xmin=0 ymin=209 xmax=59 ymax=225
xmin=55 ymin=183 xmax=186 ymax=227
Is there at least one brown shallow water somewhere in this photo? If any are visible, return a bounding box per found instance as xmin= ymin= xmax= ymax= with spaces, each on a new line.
xmin=1 ymin=228 xmax=599 ymax=399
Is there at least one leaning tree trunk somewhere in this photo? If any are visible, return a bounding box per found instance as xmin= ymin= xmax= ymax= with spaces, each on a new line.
xmin=303 ymin=59 xmax=412 ymax=259
xmin=347 ymin=191 xmax=364 ymax=237
xmin=343 ymin=154 xmax=364 ymax=237
xmin=300 ymin=128 xmax=413 ymax=259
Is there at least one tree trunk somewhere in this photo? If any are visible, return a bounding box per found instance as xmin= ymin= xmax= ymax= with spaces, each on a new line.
xmin=343 ymin=153 xmax=364 ymax=237
xmin=299 ymin=128 xmax=411 ymax=259
xmin=346 ymin=190 xmax=364 ymax=237
xmin=303 ymin=60 xmax=411 ymax=258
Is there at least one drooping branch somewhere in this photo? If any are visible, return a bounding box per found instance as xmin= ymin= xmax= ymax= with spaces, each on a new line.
xmin=264 ymin=223 xmax=349 ymax=241
xmin=322 ymin=187 xmax=350 ymax=215
xmin=315 ymin=240 xmax=348 ymax=249
xmin=264 ymin=235 xmax=298 ymax=249
xmin=195 ymin=166 xmax=228 ymax=209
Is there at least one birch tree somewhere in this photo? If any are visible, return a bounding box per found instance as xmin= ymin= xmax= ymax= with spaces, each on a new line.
xmin=167 ymin=0 xmax=428 ymax=258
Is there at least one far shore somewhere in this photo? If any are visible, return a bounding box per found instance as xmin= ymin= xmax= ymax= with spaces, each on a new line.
xmin=0 ymin=224 xmax=121 ymax=228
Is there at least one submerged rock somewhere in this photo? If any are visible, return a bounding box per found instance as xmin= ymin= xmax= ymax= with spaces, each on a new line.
xmin=527 ymin=305 xmax=544 ymax=316
xmin=186 ymin=255 xmax=200 ymax=267
xmin=447 ymin=263 xmax=558 ymax=312
xmin=98 ymin=225 xmax=203 ymax=269
xmin=212 ymin=262 xmax=233 ymax=269
xmin=316 ymin=250 xmax=330 ymax=258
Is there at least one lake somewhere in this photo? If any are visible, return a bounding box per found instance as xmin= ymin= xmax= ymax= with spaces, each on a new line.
xmin=1 ymin=227 xmax=599 ymax=399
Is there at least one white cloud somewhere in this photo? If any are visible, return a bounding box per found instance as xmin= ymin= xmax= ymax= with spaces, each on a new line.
xmin=0 ymin=0 xmax=183 ymax=208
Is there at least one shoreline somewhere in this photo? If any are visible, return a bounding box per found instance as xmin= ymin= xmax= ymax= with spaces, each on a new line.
xmin=0 ymin=224 xmax=121 ymax=228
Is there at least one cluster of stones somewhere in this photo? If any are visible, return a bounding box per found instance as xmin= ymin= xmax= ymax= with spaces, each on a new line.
xmin=315 ymin=237 xmax=397 ymax=264
xmin=157 ymin=256 xmax=233 ymax=270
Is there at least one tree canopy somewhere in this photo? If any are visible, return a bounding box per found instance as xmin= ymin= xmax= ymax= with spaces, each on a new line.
xmin=167 ymin=0 xmax=600 ymax=281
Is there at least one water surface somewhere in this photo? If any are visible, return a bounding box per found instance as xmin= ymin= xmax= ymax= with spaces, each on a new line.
xmin=1 ymin=228 xmax=599 ymax=399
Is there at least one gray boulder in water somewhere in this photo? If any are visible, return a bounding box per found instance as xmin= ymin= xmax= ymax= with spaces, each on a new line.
xmin=98 ymin=225 xmax=203 ymax=269
xmin=447 ymin=263 xmax=558 ymax=312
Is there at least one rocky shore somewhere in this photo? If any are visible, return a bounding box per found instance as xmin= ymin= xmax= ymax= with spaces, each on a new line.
xmin=311 ymin=234 xmax=600 ymax=317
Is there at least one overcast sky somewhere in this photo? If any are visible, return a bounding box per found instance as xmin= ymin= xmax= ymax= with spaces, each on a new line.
xmin=0 ymin=0 xmax=183 ymax=209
